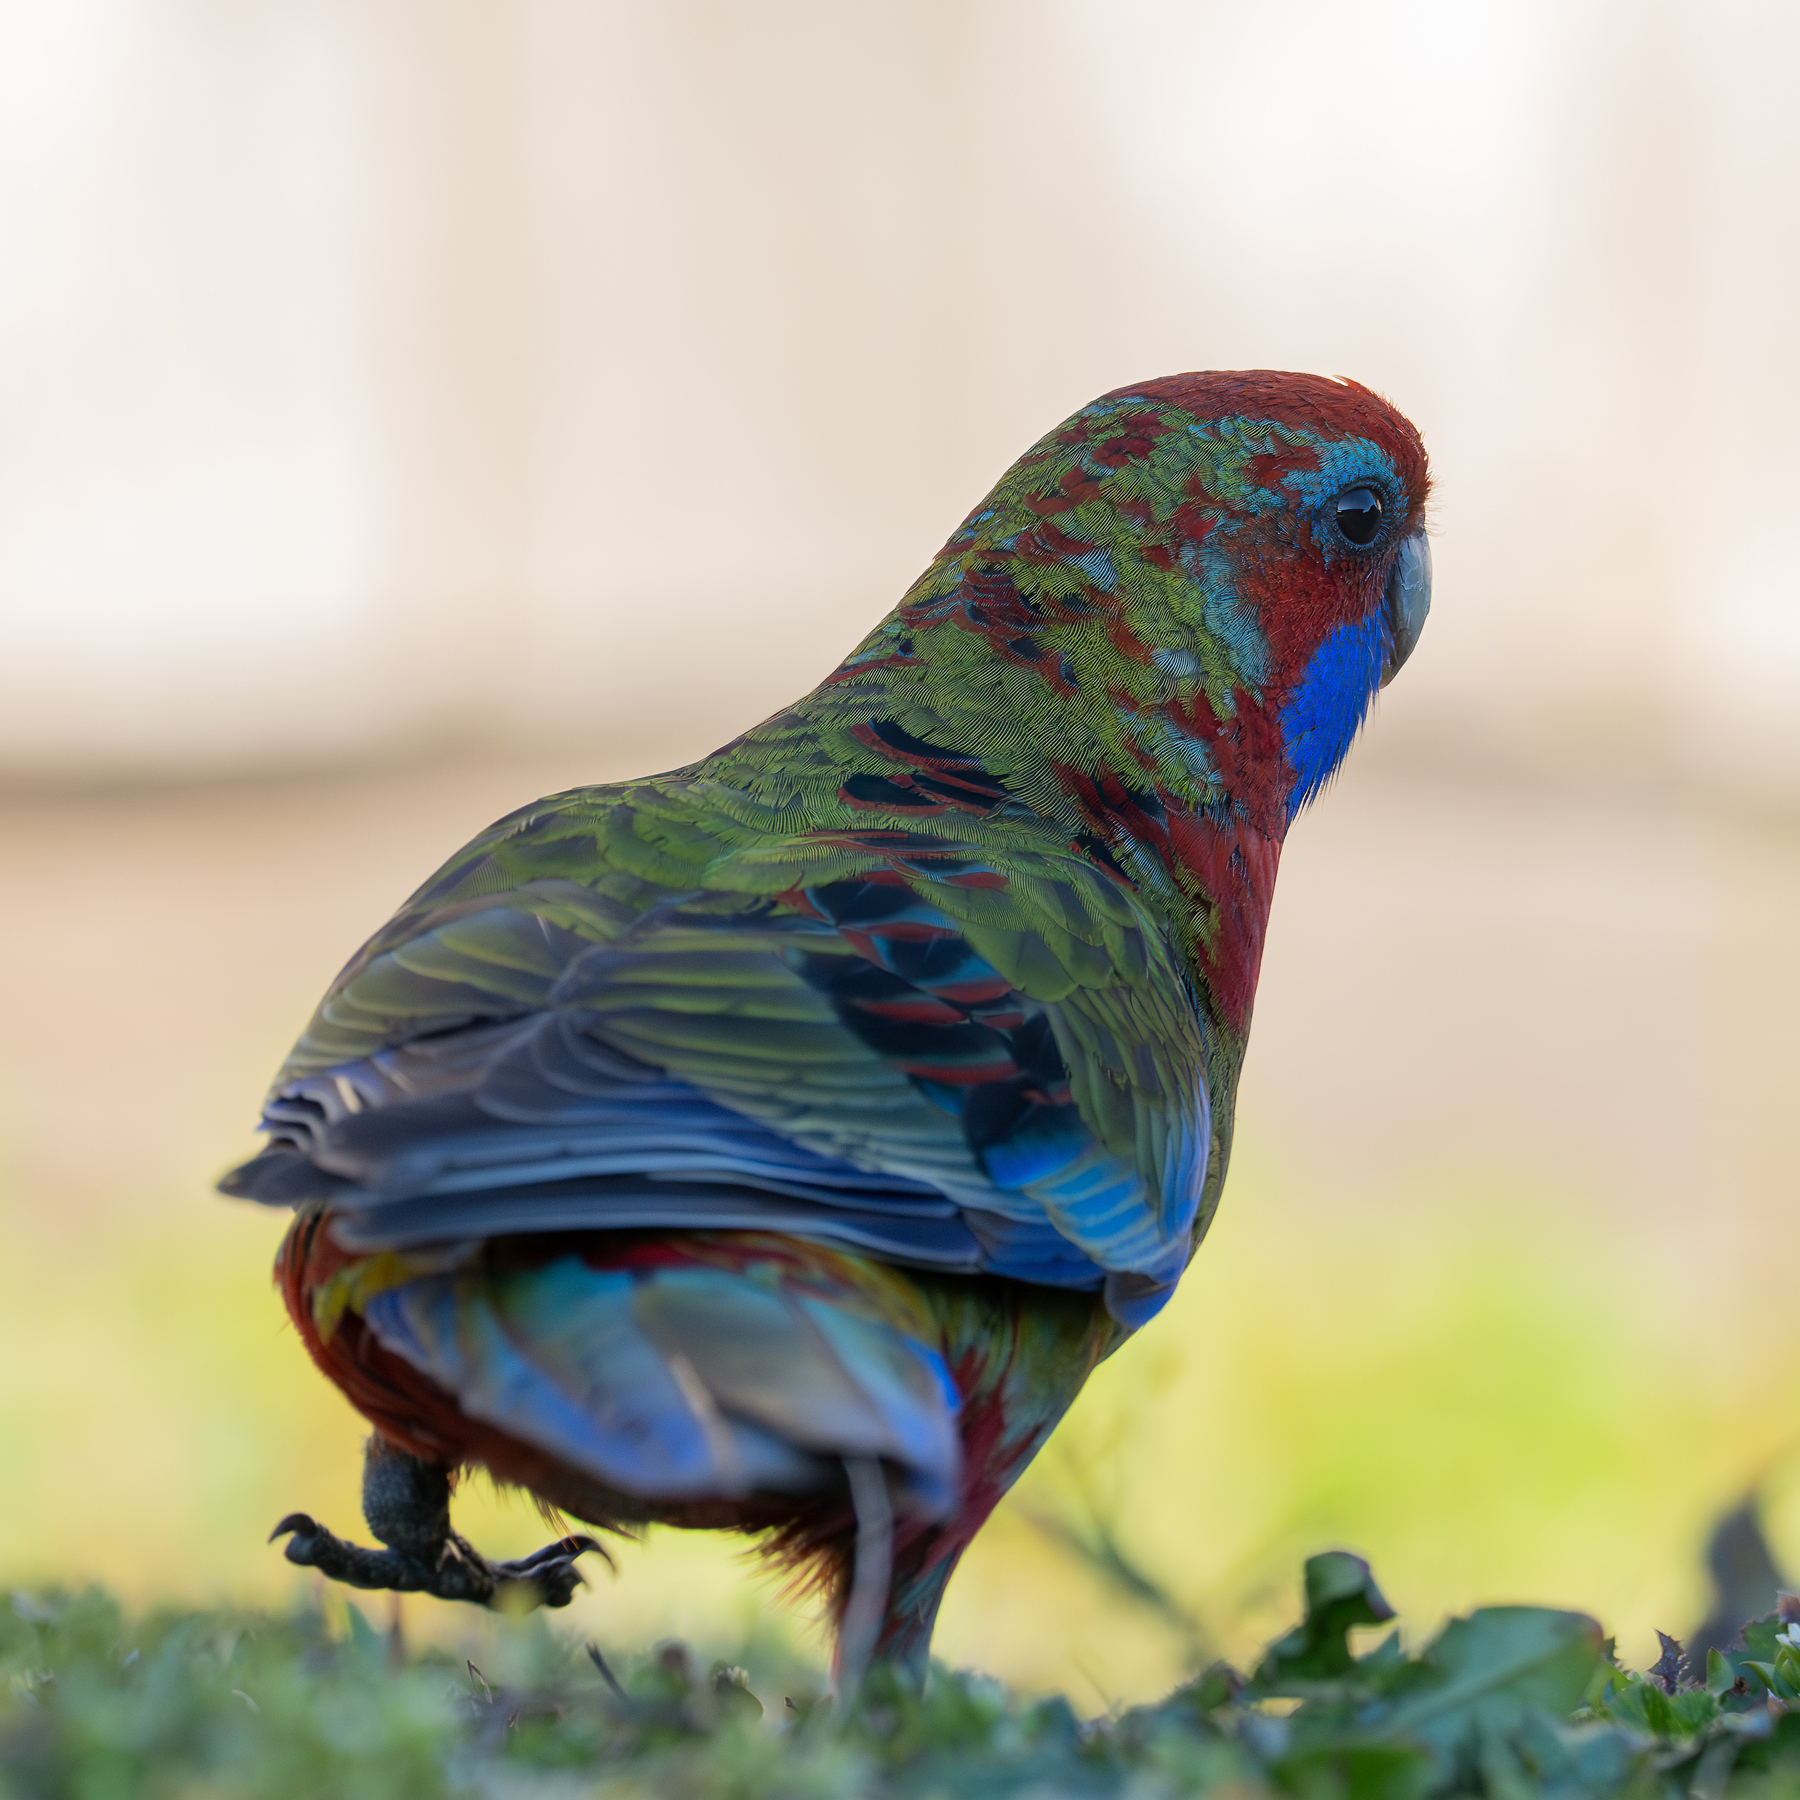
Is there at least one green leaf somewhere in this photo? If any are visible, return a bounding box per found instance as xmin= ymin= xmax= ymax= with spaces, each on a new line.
xmin=1163 ymin=1661 xmax=1243 ymax=1717
xmin=1273 ymin=1740 xmax=1433 ymax=1800
xmin=1376 ymin=1606 xmax=1605 ymax=1776
xmin=1668 ymin=1687 xmax=1723 ymax=1735
xmin=1252 ymin=1552 xmax=1397 ymax=1689
xmin=1593 ymin=1673 xmax=1718 ymax=1739
xmin=1703 ymin=1614 xmax=1783 ymax=1714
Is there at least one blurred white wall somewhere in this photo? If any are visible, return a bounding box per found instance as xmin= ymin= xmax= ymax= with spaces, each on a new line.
xmin=2 ymin=0 xmax=1797 ymax=791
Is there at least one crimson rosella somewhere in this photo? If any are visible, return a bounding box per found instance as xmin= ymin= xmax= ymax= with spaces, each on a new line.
xmin=223 ymin=370 xmax=1431 ymax=1686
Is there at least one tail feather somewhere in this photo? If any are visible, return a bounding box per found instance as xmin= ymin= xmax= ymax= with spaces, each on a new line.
xmin=349 ymin=1241 xmax=963 ymax=1517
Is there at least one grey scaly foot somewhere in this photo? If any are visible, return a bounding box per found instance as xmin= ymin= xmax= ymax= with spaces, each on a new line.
xmin=268 ymin=1513 xmax=601 ymax=1607
xmin=271 ymin=1436 xmax=605 ymax=1610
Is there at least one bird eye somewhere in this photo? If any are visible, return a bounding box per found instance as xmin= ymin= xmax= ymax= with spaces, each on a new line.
xmin=1334 ymin=486 xmax=1385 ymax=547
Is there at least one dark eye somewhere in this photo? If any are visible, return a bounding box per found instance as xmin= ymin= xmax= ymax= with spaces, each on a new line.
xmin=1334 ymin=486 xmax=1385 ymax=547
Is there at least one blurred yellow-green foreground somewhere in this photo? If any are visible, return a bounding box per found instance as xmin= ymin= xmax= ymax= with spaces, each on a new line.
xmin=3 ymin=744 xmax=1795 ymax=1706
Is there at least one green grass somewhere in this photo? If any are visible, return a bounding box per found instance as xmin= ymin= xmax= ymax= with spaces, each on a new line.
xmin=7 ymin=1552 xmax=1800 ymax=1799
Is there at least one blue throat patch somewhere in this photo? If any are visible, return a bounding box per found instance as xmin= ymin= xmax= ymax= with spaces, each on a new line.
xmin=1278 ymin=611 xmax=1386 ymax=818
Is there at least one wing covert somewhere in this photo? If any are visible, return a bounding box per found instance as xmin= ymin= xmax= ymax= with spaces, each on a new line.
xmin=226 ymin=796 xmax=1215 ymax=1326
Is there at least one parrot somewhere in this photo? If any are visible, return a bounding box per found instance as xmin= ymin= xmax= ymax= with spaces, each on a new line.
xmin=221 ymin=370 xmax=1430 ymax=1689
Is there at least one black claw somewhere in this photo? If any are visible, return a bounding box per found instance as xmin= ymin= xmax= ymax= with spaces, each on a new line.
xmin=267 ymin=1510 xmax=603 ymax=1610
xmin=491 ymin=1535 xmax=607 ymax=1609
xmin=500 ymin=1535 xmax=608 ymax=1578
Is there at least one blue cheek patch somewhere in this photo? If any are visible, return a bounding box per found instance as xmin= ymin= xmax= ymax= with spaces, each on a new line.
xmin=1279 ymin=611 xmax=1386 ymax=817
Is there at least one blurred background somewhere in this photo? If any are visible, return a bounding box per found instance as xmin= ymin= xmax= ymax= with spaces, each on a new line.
xmin=3 ymin=0 xmax=1798 ymax=1704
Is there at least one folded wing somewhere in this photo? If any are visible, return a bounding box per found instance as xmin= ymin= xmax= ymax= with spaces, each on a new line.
xmin=225 ymin=792 xmax=1214 ymax=1326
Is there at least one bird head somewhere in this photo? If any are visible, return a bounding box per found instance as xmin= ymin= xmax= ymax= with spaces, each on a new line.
xmin=1107 ymin=371 xmax=1433 ymax=822
xmin=842 ymin=370 xmax=1431 ymax=841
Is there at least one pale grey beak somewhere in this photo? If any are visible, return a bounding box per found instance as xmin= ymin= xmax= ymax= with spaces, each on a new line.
xmin=1380 ymin=530 xmax=1431 ymax=687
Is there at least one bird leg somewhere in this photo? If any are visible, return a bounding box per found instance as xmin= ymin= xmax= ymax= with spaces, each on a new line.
xmin=832 ymin=1456 xmax=894 ymax=1700
xmin=271 ymin=1435 xmax=604 ymax=1609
